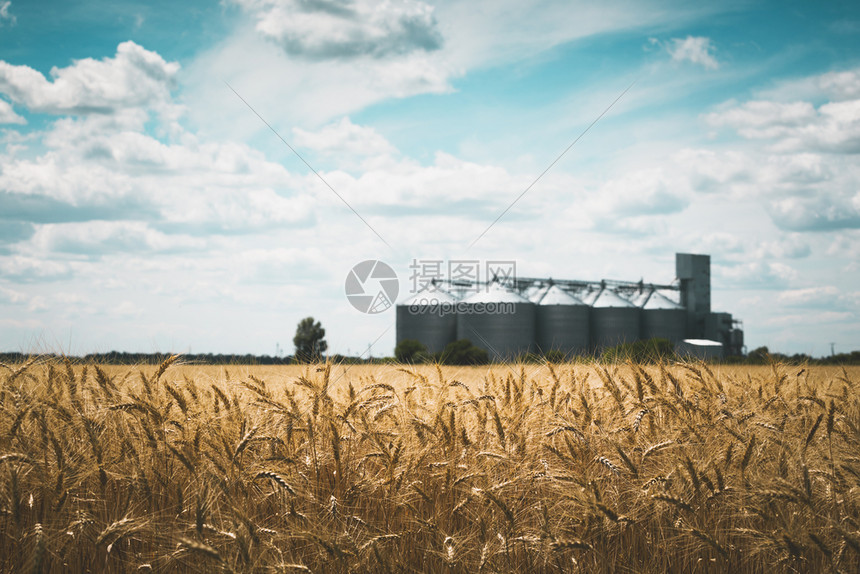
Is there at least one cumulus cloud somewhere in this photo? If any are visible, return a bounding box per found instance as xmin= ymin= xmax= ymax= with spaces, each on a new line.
xmin=184 ymin=30 xmax=456 ymax=132
xmin=293 ymin=117 xmax=395 ymax=158
xmin=758 ymin=67 xmax=860 ymax=103
xmin=666 ymin=36 xmax=719 ymax=70
xmin=690 ymin=66 xmax=860 ymax=234
xmin=706 ymin=99 xmax=860 ymax=153
xmin=321 ymin=150 xmax=526 ymax=213
xmin=767 ymin=195 xmax=860 ymax=232
xmin=717 ymin=261 xmax=798 ymax=288
xmin=0 ymin=98 xmax=24 ymax=124
xmin=590 ymin=168 xmax=690 ymax=218
xmin=777 ymin=286 xmax=842 ymax=307
xmin=1 ymin=255 xmax=73 ymax=282
xmin=28 ymin=222 xmax=208 ymax=256
xmin=231 ymin=0 xmax=442 ymax=59
xmin=818 ymin=68 xmax=860 ymax=101
xmin=0 ymin=41 xmax=179 ymax=115
xmin=0 ymin=105 xmax=318 ymax=239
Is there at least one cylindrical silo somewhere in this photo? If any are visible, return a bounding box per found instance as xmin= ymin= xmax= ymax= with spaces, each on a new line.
xmin=536 ymin=285 xmax=590 ymax=358
xmin=640 ymin=291 xmax=686 ymax=343
xmin=591 ymin=288 xmax=640 ymax=350
xmin=396 ymin=285 xmax=459 ymax=354
xmin=456 ymin=283 xmax=535 ymax=361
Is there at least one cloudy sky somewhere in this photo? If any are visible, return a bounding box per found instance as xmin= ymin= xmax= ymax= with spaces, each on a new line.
xmin=1 ymin=0 xmax=858 ymax=357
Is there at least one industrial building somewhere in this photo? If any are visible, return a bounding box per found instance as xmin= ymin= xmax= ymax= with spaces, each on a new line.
xmin=396 ymin=253 xmax=744 ymax=361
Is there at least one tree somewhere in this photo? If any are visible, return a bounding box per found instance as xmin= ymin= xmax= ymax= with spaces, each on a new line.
xmin=394 ymin=339 xmax=429 ymax=364
xmin=436 ymin=339 xmax=489 ymax=365
xmin=747 ymin=346 xmax=770 ymax=364
xmin=293 ymin=317 xmax=327 ymax=363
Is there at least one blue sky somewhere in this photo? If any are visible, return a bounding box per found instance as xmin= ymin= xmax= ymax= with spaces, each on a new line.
xmin=1 ymin=0 xmax=859 ymax=357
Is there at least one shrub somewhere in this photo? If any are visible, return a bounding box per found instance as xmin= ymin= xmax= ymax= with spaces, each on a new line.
xmin=394 ymin=339 xmax=430 ymax=364
xmin=436 ymin=339 xmax=489 ymax=365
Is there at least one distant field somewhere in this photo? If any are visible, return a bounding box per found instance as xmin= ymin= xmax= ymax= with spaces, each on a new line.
xmin=102 ymin=361 xmax=860 ymax=392
xmin=1 ymin=359 xmax=859 ymax=572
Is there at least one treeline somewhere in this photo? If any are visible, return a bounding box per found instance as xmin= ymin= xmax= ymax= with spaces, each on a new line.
xmin=2 ymin=345 xmax=859 ymax=366
xmin=0 ymin=351 xmax=394 ymax=366
xmin=395 ymin=338 xmax=860 ymax=366
xmin=726 ymin=346 xmax=860 ymax=366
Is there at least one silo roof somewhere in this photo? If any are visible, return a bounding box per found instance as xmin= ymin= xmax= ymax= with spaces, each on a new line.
xmin=525 ymin=284 xmax=547 ymax=302
xmin=538 ymin=285 xmax=586 ymax=306
xmin=399 ymin=283 xmax=458 ymax=305
xmin=644 ymin=291 xmax=683 ymax=310
xmin=591 ymin=288 xmax=635 ymax=308
xmin=628 ymin=290 xmax=651 ymax=307
xmin=581 ymin=288 xmax=602 ymax=306
xmin=462 ymin=282 xmax=530 ymax=304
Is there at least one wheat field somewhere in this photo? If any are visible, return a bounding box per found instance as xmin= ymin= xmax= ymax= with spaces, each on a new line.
xmin=1 ymin=358 xmax=858 ymax=573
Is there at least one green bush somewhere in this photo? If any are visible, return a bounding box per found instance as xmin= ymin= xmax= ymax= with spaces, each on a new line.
xmin=394 ymin=339 xmax=430 ymax=364
xmin=602 ymin=338 xmax=675 ymax=364
xmin=435 ymin=339 xmax=489 ymax=365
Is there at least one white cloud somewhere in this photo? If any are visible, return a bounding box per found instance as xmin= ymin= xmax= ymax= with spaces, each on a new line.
xmin=762 ymin=310 xmax=855 ymax=328
xmin=690 ymin=67 xmax=860 ymax=234
xmin=0 ymin=102 xmax=317 ymax=235
xmin=293 ymin=117 xmax=395 ymax=158
xmin=752 ymin=235 xmax=811 ymax=259
xmin=0 ymin=255 xmax=73 ymax=282
xmin=321 ymin=149 xmax=527 ymax=212
xmin=232 ymin=0 xmax=442 ymax=59
xmin=0 ymin=41 xmax=179 ymax=115
xmin=818 ymin=69 xmax=860 ymax=101
xmin=756 ymin=67 xmax=860 ymax=103
xmin=28 ymin=222 xmax=208 ymax=255
xmin=0 ymin=98 xmax=24 ymax=124
xmin=184 ymin=29 xmax=456 ymax=132
xmin=666 ymin=36 xmax=719 ymax=70
xmin=0 ymin=2 xmax=15 ymax=26
xmin=717 ymin=261 xmax=798 ymax=288
xmin=0 ymin=285 xmax=26 ymax=304
xmin=777 ymin=286 xmax=841 ymax=306
xmin=766 ymin=194 xmax=860 ymax=232
xmin=706 ymin=99 xmax=860 ymax=153
xmin=589 ymin=168 xmax=690 ymax=218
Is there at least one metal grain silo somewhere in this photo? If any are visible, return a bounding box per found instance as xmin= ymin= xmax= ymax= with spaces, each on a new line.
xmin=456 ymin=283 xmax=535 ymax=361
xmin=536 ymin=285 xmax=590 ymax=357
xmin=396 ymin=285 xmax=458 ymax=354
xmin=640 ymin=290 xmax=686 ymax=343
xmin=591 ymin=288 xmax=640 ymax=350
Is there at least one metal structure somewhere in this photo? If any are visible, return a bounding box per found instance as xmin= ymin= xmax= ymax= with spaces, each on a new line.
xmin=455 ymin=283 xmax=535 ymax=361
xmin=677 ymin=253 xmax=710 ymax=338
xmin=590 ymin=287 xmax=641 ymax=350
xmin=535 ymin=285 xmax=590 ymax=357
xmin=395 ymin=252 xmax=744 ymax=358
xmin=640 ymin=290 xmax=687 ymax=343
xmin=395 ymin=284 xmax=458 ymax=354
